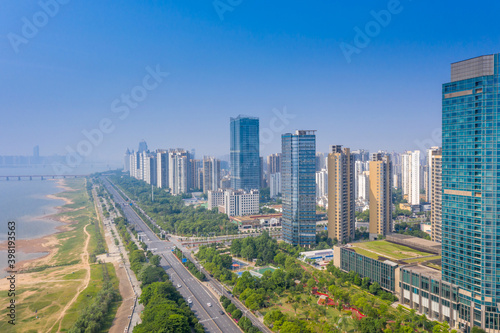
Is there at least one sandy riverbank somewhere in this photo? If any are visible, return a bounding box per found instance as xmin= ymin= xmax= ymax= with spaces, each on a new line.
xmin=0 ymin=179 xmax=79 ymax=272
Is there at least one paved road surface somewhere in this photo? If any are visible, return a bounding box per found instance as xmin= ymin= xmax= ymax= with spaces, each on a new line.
xmin=102 ymin=177 xmax=241 ymax=333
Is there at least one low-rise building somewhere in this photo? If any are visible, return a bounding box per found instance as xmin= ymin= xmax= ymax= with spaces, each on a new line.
xmin=399 ymin=265 xmax=459 ymax=327
xmin=207 ymin=189 xmax=225 ymax=209
xmin=207 ymin=189 xmax=259 ymax=217
xmin=333 ymin=245 xmax=398 ymax=292
xmin=230 ymin=214 xmax=282 ymax=229
xmin=332 ymin=237 xmax=460 ymax=329
xmin=300 ymin=249 xmax=334 ymax=263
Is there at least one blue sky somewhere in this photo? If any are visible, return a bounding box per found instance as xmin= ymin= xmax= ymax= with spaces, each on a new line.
xmin=1 ymin=0 xmax=499 ymax=162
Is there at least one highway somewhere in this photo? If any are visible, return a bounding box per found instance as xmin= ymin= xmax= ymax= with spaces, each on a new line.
xmin=102 ymin=177 xmax=241 ymax=333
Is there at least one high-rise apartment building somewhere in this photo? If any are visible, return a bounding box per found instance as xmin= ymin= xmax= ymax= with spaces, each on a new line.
xmin=230 ymin=115 xmax=260 ymax=191
xmin=442 ymin=54 xmax=500 ymax=331
xmin=143 ymin=153 xmax=157 ymax=185
xmin=354 ymin=160 xmax=369 ymax=200
xmin=267 ymin=153 xmax=281 ymax=174
xmin=358 ymin=171 xmax=370 ymax=201
xmin=430 ymin=148 xmax=442 ymax=243
xmin=352 ymin=149 xmax=370 ymax=162
xmin=203 ymin=157 xmax=221 ymax=193
xmin=129 ymin=151 xmax=142 ymax=180
xmin=260 ymin=156 xmax=267 ymax=188
xmin=138 ymin=140 xmax=148 ymax=153
xmin=156 ymin=150 xmax=169 ymax=189
xmin=316 ymin=169 xmax=328 ymax=198
xmin=402 ymin=150 xmax=421 ymax=205
xmin=124 ymin=148 xmax=131 ymax=172
xmin=189 ymin=159 xmax=202 ymax=191
xmin=270 ymin=172 xmax=281 ymax=198
xmin=369 ymin=153 xmax=392 ymax=240
xmin=327 ymin=145 xmax=355 ymax=243
xmin=281 ymin=130 xmax=316 ymax=246
xmin=168 ymin=149 xmax=189 ymax=195
xmin=316 ymin=152 xmax=326 ymax=171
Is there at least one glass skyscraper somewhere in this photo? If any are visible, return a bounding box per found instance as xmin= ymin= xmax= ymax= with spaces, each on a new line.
xmin=281 ymin=130 xmax=316 ymax=246
xmin=442 ymin=54 xmax=500 ymax=331
xmin=230 ymin=115 xmax=260 ymax=191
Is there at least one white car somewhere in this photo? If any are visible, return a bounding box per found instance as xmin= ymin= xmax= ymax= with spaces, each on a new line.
xmin=207 ymin=302 xmax=212 ymax=307
xmin=177 ymin=284 xmax=181 ymax=288
xmin=188 ymin=298 xmax=192 ymax=304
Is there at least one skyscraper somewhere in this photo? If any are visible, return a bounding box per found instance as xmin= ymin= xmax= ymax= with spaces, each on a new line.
xmin=402 ymin=150 xmax=421 ymax=206
xmin=189 ymin=159 xmax=201 ymax=191
xmin=129 ymin=151 xmax=142 ymax=180
xmin=442 ymin=54 xmax=500 ymax=331
xmin=143 ymin=153 xmax=157 ymax=185
xmin=281 ymin=130 xmax=316 ymax=246
xmin=203 ymin=156 xmax=221 ymax=193
xmin=138 ymin=140 xmax=148 ymax=153
xmin=267 ymin=153 xmax=281 ymax=174
xmin=316 ymin=152 xmax=326 ymax=171
xmin=430 ymin=147 xmax=442 ymax=243
xmin=316 ymin=169 xmax=328 ymax=199
xmin=327 ymin=145 xmax=355 ymax=243
xmin=156 ymin=150 xmax=169 ymax=189
xmin=369 ymin=153 xmax=392 ymax=240
xmin=168 ymin=149 xmax=189 ymax=195
xmin=270 ymin=172 xmax=281 ymax=198
xmin=230 ymin=116 xmax=260 ymax=191
xmin=352 ymin=149 xmax=370 ymax=163
xmin=124 ymin=148 xmax=131 ymax=172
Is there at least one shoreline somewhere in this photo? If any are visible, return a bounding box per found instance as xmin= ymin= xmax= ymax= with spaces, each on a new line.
xmin=0 ymin=179 xmax=79 ymax=272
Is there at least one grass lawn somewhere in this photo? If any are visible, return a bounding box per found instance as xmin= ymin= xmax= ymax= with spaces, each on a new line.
xmin=351 ymin=247 xmax=381 ymax=260
xmin=58 ymin=263 xmax=121 ymax=332
xmin=424 ymin=262 xmax=442 ymax=270
xmin=353 ymin=241 xmax=433 ymax=260
xmin=404 ymin=255 xmax=441 ymax=263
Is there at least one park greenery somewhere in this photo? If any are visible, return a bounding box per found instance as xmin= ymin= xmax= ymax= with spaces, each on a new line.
xmin=230 ymin=231 xmax=279 ymax=264
xmin=395 ymin=221 xmax=432 ymax=240
xmin=195 ymin=232 xmax=456 ymax=333
xmin=109 ymin=173 xmax=238 ymax=236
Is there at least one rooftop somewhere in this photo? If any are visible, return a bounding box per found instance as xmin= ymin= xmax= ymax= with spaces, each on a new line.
xmin=349 ymin=240 xmax=434 ymax=262
xmin=402 ymin=264 xmax=442 ymax=280
xmin=386 ymin=234 xmax=441 ymax=255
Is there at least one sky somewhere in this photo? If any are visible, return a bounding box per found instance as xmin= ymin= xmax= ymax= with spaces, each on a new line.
xmin=1 ymin=0 xmax=499 ymax=164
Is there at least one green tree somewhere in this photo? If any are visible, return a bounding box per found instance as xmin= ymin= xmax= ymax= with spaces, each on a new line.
xmin=291 ymin=302 xmax=299 ymax=316
xmin=232 ymin=309 xmax=242 ymax=320
xmin=280 ymin=321 xmax=302 ymax=333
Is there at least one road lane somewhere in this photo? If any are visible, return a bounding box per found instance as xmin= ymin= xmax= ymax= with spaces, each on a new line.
xmin=102 ymin=177 xmax=241 ymax=333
